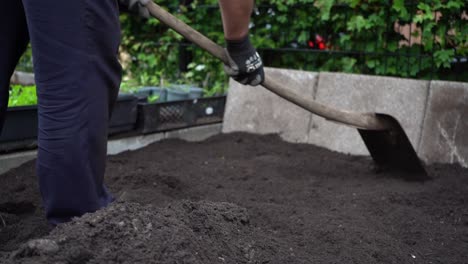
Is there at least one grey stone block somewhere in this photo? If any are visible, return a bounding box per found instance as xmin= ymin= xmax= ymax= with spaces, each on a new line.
xmin=10 ymin=71 xmax=35 ymax=85
xmin=222 ymin=67 xmax=317 ymax=143
xmin=107 ymin=133 xmax=165 ymax=155
xmin=0 ymin=150 xmax=37 ymax=175
xmin=165 ymin=124 xmax=222 ymax=142
xmin=108 ymin=125 xmax=221 ymax=156
xmin=419 ymin=81 xmax=468 ymax=167
xmin=309 ymin=72 xmax=429 ymax=155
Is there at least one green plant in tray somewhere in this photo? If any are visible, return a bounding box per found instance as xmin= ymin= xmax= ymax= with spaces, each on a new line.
xmin=147 ymin=94 xmax=160 ymax=103
xmin=8 ymin=85 xmax=38 ymax=107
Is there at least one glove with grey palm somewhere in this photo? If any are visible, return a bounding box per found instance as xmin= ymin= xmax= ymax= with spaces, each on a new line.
xmin=224 ymin=35 xmax=264 ymax=86
xmin=119 ymin=0 xmax=150 ymax=18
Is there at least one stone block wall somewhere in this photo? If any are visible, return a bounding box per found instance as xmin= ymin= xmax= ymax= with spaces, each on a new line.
xmin=223 ymin=67 xmax=468 ymax=168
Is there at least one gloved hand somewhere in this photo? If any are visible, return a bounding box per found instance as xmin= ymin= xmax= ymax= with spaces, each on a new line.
xmin=118 ymin=0 xmax=151 ymax=18
xmin=224 ymin=35 xmax=264 ymax=86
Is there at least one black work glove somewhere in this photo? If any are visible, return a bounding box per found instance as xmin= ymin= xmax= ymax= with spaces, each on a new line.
xmin=224 ymin=35 xmax=265 ymax=86
xmin=118 ymin=0 xmax=150 ymax=18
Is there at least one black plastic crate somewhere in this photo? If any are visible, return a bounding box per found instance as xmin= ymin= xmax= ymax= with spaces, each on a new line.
xmin=137 ymin=96 xmax=226 ymax=134
xmin=186 ymin=96 xmax=226 ymax=125
xmin=109 ymin=93 xmax=138 ymax=135
xmin=0 ymin=105 xmax=38 ymax=143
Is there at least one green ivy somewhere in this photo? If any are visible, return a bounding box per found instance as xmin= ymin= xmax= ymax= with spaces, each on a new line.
xmin=15 ymin=0 xmax=467 ymax=99
xmin=119 ymin=0 xmax=227 ymax=95
xmin=250 ymin=0 xmax=466 ymax=81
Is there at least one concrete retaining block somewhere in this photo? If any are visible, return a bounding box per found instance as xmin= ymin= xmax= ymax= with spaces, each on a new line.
xmin=222 ymin=67 xmax=317 ymax=143
xmin=308 ymin=72 xmax=429 ymax=155
xmin=165 ymin=124 xmax=222 ymax=142
xmin=419 ymin=81 xmax=468 ymax=167
xmin=0 ymin=150 xmax=37 ymax=175
xmin=107 ymin=133 xmax=165 ymax=155
xmin=10 ymin=71 xmax=35 ymax=85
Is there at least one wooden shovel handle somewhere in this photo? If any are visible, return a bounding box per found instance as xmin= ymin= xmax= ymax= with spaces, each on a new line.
xmin=145 ymin=2 xmax=391 ymax=131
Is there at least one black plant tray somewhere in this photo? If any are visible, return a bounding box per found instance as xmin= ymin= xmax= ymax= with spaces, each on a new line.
xmin=109 ymin=93 xmax=138 ymax=135
xmin=137 ymin=96 xmax=226 ymax=134
xmin=0 ymin=105 xmax=38 ymax=143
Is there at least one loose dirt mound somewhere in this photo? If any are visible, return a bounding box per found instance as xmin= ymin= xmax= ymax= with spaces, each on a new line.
xmin=1 ymin=132 xmax=467 ymax=263
xmin=9 ymin=200 xmax=284 ymax=264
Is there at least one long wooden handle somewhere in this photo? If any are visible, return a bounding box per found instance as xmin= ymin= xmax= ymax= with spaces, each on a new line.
xmin=145 ymin=2 xmax=391 ymax=131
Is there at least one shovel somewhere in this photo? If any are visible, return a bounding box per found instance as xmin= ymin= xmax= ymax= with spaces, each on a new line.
xmin=143 ymin=2 xmax=429 ymax=181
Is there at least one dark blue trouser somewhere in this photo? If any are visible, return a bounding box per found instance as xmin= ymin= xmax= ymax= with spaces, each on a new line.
xmin=0 ymin=0 xmax=122 ymax=224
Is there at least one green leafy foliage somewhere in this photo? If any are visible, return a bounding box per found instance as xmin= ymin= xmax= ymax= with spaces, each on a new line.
xmin=147 ymin=94 xmax=160 ymax=103
xmin=8 ymin=85 xmax=37 ymax=107
xmin=250 ymin=0 xmax=466 ymax=81
xmin=15 ymin=46 xmax=34 ymax=72
xmin=119 ymin=0 xmax=227 ymax=95
xmin=14 ymin=0 xmax=467 ymax=103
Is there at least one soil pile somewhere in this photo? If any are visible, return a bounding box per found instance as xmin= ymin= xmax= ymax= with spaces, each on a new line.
xmin=9 ymin=200 xmax=284 ymax=264
xmin=1 ymin=132 xmax=468 ymax=263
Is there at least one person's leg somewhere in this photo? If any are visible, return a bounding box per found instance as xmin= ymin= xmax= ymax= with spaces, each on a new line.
xmin=22 ymin=0 xmax=122 ymax=224
xmin=0 ymin=1 xmax=30 ymax=133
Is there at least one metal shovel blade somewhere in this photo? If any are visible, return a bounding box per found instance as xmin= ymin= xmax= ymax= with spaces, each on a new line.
xmin=358 ymin=114 xmax=429 ymax=181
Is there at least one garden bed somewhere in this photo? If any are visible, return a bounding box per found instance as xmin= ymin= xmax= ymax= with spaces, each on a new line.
xmin=0 ymin=132 xmax=467 ymax=263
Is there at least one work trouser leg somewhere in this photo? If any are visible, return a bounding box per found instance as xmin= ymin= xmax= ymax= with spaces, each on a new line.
xmin=22 ymin=0 xmax=122 ymax=224
xmin=0 ymin=1 xmax=29 ymax=133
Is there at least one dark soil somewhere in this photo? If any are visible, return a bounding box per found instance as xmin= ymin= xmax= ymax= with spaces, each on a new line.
xmin=0 ymin=132 xmax=467 ymax=264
